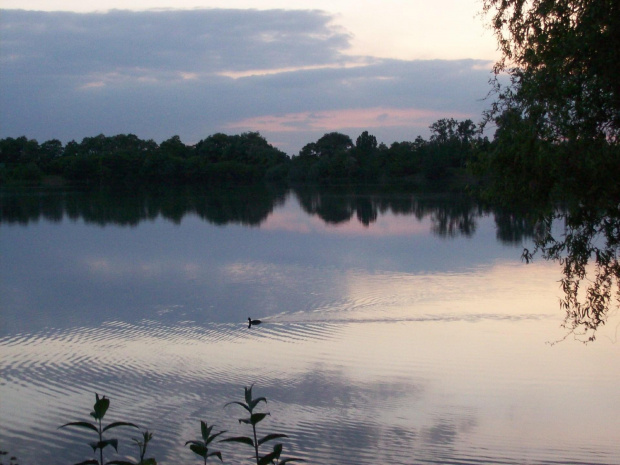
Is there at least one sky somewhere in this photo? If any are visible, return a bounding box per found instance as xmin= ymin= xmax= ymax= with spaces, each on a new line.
xmin=0 ymin=1 xmax=499 ymax=155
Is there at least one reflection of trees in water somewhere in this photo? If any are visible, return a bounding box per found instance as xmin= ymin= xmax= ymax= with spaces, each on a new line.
xmin=523 ymin=203 xmax=620 ymax=342
xmin=1 ymin=185 xmax=532 ymax=241
xmin=494 ymin=209 xmax=541 ymax=245
xmin=294 ymin=186 xmax=483 ymax=238
xmin=2 ymin=185 xmax=615 ymax=339
xmin=0 ymin=185 xmax=287 ymax=227
xmin=428 ymin=198 xmax=482 ymax=238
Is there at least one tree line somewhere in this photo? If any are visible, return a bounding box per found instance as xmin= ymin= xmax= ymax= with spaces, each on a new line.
xmin=0 ymin=118 xmax=488 ymax=188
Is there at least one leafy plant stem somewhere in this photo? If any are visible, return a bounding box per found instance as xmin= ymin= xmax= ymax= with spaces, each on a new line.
xmin=99 ymin=417 xmax=104 ymax=465
xmin=252 ymin=423 xmax=259 ymax=465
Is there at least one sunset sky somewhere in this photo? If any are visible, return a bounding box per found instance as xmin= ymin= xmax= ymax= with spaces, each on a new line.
xmin=0 ymin=1 xmax=500 ymax=154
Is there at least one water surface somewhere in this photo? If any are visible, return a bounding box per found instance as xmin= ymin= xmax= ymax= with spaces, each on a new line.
xmin=1 ymin=188 xmax=618 ymax=465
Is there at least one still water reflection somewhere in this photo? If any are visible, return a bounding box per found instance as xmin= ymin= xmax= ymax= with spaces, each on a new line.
xmin=0 ymin=187 xmax=618 ymax=465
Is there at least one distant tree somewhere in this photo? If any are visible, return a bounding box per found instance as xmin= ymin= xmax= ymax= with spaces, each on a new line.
xmin=299 ymin=132 xmax=353 ymax=158
xmin=426 ymin=118 xmax=479 ymax=178
xmin=39 ymin=139 xmax=63 ymax=159
xmin=355 ymin=131 xmax=377 ymax=153
xmin=429 ymin=118 xmax=477 ymax=146
xmin=160 ymin=135 xmax=192 ymax=159
xmin=429 ymin=119 xmax=458 ymax=144
xmin=293 ymin=132 xmax=355 ymax=182
xmin=193 ymin=132 xmax=288 ymax=183
xmin=385 ymin=141 xmax=422 ymax=178
xmin=353 ymin=131 xmax=383 ymax=181
xmin=63 ymin=140 xmax=80 ymax=157
xmin=0 ymin=136 xmax=40 ymax=164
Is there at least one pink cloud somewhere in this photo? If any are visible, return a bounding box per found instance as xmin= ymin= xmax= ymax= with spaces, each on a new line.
xmin=225 ymin=107 xmax=473 ymax=133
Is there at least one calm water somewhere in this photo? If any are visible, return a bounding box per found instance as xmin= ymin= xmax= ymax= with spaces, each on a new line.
xmin=1 ymin=187 xmax=619 ymax=465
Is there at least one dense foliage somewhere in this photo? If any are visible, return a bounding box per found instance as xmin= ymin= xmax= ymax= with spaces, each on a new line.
xmin=483 ymin=0 xmax=619 ymax=143
xmin=479 ymin=0 xmax=620 ymax=340
xmin=479 ymin=0 xmax=620 ymax=204
xmin=0 ymin=132 xmax=290 ymax=188
xmin=0 ymin=119 xmax=486 ymax=189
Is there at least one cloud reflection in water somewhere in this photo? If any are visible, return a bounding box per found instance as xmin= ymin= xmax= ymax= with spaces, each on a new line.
xmin=1 ymin=190 xmax=619 ymax=465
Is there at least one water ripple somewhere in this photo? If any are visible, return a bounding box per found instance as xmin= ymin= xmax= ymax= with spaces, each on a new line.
xmin=2 ymin=315 xmax=618 ymax=465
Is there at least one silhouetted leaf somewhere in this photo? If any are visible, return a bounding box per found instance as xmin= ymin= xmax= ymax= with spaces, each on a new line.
xmin=258 ymin=443 xmax=283 ymax=465
xmin=92 ymin=394 xmax=110 ymax=420
xmin=220 ymin=436 xmax=254 ymax=447
xmin=201 ymin=421 xmax=211 ymax=442
xmin=107 ymin=461 xmax=135 ymax=465
xmin=90 ymin=439 xmax=119 ymax=452
xmin=207 ymin=451 xmax=223 ymax=462
xmin=189 ymin=443 xmax=207 ymax=458
xmin=103 ymin=422 xmax=139 ymax=432
xmin=258 ymin=434 xmax=287 ymax=446
xmin=279 ymin=459 xmax=305 ymax=464
xmin=258 ymin=451 xmax=278 ymax=465
xmin=185 ymin=440 xmax=204 ymax=447
xmin=206 ymin=430 xmax=226 ymax=445
xmin=73 ymin=460 xmax=98 ymax=465
xmin=224 ymin=401 xmax=251 ymax=413
xmin=244 ymin=385 xmax=254 ymax=406
xmin=59 ymin=421 xmax=98 ymax=432
xmin=250 ymin=413 xmax=269 ymax=425
xmin=249 ymin=397 xmax=267 ymax=411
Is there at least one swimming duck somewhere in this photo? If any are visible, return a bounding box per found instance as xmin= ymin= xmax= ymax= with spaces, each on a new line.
xmin=248 ymin=317 xmax=262 ymax=328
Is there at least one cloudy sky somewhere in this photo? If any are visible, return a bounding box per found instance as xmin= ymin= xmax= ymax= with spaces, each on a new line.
xmin=0 ymin=1 xmax=499 ymax=155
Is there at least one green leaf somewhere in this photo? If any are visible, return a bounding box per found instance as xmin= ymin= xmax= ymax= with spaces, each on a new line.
xmin=250 ymin=412 xmax=269 ymax=425
xmin=220 ymin=436 xmax=254 ymax=447
xmin=132 ymin=430 xmax=153 ymax=447
xmin=258 ymin=444 xmax=283 ymax=465
xmin=201 ymin=421 xmax=210 ymax=441
xmin=141 ymin=459 xmax=157 ymax=465
xmin=207 ymin=451 xmax=223 ymax=462
xmin=189 ymin=443 xmax=208 ymax=458
xmin=92 ymin=439 xmax=118 ymax=452
xmin=103 ymin=422 xmax=139 ymax=432
xmin=258 ymin=434 xmax=288 ymax=446
xmin=73 ymin=460 xmax=99 ymax=465
xmin=93 ymin=395 xmax=110 ymax=420
xmin=258 ymin=451 xmax=278 ymax=465
xmin=249 ymin=397 xmax=267 ymax=411
xmin=59 ymin=421 xmax=99 ymax=432
xmin=205 ymin=430 xmax=226 ymax=445
xmin=224 ymin=401 xmax=251 ymax=413
xmin=185 ymin=440 xmax=205 ymax=447
xmin=244 ymin=385 xmax=254 ymax=405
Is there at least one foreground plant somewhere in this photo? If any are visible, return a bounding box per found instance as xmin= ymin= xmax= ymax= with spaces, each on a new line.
xmin=59 ymin=393 xmax=139 ymax=465
xmin=123 ymin=430 xmax=156 ymax=465
xmin=185 ymin=421 xmax=226 ymax=465
xmin=222 ymin=385 xmax=303 ymax=465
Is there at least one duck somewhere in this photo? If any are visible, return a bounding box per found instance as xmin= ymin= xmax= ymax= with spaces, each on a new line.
xmin=248 ymin=317 xmax=262 ymax=328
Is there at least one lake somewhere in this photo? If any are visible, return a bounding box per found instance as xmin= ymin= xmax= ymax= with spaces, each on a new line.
xmin=1 ymin=186 xmax=618 ymax=465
